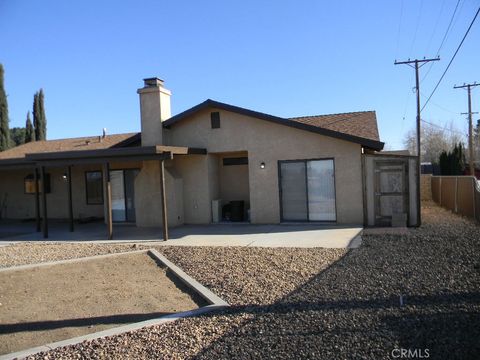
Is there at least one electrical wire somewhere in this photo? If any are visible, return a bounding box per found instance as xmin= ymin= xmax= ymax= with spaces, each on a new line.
xmin=421 ymin=119 xmax=466 ymax=136
xmin=409 ymin=0 xmax=424 ymax=57
xmin=420 ymin=6 xmax=480 ymax=113
xmin=436 ymin=0 xmax=462 ymax=56
xmin=420 ymin=91 xmax=459 ymax=114
xmin=395 ymin=0 xmax=404 ymax=59
xmin=421 ymin=0 xmax=461 ymax=83
xmin=425 ymin=0 xmax=446 ymax=55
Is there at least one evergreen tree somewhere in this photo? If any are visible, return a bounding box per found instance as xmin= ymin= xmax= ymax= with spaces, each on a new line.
xmin=32 ymin=89 xmax=47 ymax=141
xmin=25 ymin=111 xmax=35 ymax=143
xmin=10 ymin=127 xmax=26 ymax=146
xmin=0 ymin=64 xmax=10 ymax=151
xmin=38 ymin=89 xmax=46 ymax=140
xmin=32 ymin=91 xmax=44 ymax=141
xmin=439 ymin=143 xmax=466 ymax=175
xmin=33 ymin=91 xmax=40 ymax=140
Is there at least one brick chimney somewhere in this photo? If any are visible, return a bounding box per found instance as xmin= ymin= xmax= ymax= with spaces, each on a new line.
xmin=137 ymin=78 xmax=171 ymax=146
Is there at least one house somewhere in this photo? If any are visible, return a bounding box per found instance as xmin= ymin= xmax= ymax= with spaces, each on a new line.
xmin=0 ymin=78 xmax=419 ymax=239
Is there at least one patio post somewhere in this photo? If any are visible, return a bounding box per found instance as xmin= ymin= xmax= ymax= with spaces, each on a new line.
xmin=103 ymin=162 xmax=113 ymax=240
xmin=34 ymin=168 xmax=41 ymax=232
xmin=40 ymin=166 xmax=48 ymax=238
xmin=67 ymin=166 xmax=74 ymax=232
xmin=159 ymin=159 xmax=168 ymax=241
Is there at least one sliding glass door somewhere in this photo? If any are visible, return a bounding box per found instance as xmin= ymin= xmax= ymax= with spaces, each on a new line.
xmin=307 ymin=160 xmax=336 ymax=221
xmin=279 ymin=159 xmax=336 ymax=222
xmin=279 ymin=161 xmax=308 ymax=221
xmin=110 ymin=169 xmax=139 ymax=222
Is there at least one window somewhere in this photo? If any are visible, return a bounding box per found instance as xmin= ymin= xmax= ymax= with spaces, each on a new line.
xmin=85 ymin=171 xmax=103 ymax=205
xmin=24 ymin=173 xmax=51 ymax=194
xmin=223 ymin=157 xmax=248 ymax=166
xmin=211 ymin=112 xmax=220 ymax=128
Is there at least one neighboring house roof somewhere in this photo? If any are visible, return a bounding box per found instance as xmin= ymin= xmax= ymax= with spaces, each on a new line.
xmin=0 ymin=133 xmax=140 ymax=161
xmin=163 ymin=99 xmax=384 ymax=151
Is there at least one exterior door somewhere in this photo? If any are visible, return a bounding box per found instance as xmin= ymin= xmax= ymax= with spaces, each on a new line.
xmin=279 ymin=159 xmax=336 ymax=221
xmin=374 ymin=161 xmax=408 ymax=226
xmin=110 ymin=169 xmax=139 ymax=222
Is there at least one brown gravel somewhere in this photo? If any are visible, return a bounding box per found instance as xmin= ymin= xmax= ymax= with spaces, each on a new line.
xmin=1 ymin=202 xmax=479 ymax=359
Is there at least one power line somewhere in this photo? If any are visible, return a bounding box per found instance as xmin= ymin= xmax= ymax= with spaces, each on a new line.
xmin=425 ymin=0 xmax=446 ymax=55
xmin=436 ymin=0 xmax=462 ymax=56
xmin=409 ymin=0 xmax=424 ymax=57
xmin=420 ymin=119 xmax=466 ymax=135
xmin=420 ymin=6 xmax=480 ymax=113
xmin=419 ymin=91 xmax=458 ymax=114
xmin=421 ymin=0 xmax=461 ymax=83
xmin=395 ymin=0 xmax=404 ymax=59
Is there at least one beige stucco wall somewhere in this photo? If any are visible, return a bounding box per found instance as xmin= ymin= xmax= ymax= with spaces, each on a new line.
xmin=166 ymin=108 xmax=364 ymax=224
xmin=134 ymin=160 xmax=184 ymax=227
xmin=172 ymin=155 xmax=212 ymax=224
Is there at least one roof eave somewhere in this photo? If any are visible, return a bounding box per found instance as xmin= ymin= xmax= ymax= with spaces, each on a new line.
xmin=0 ymin=158 xmax=36 ymax=169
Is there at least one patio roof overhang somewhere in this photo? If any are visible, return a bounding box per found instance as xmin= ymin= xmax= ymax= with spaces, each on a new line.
xmin=0 ymin=145 xmax=207 ymax=241
xmin=0 ymin=145 xmax=207 ymax=168
xmin=23 ymin=145 xmax=207 ymax=166
xmin=0 ymin=157 xmax=36 ymax=170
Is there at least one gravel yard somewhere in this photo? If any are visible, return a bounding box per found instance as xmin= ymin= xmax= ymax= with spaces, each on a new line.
xmin=0 ymin=202 xmax=479 ymax=359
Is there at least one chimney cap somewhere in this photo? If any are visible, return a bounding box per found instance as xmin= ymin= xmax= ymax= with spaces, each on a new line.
xmin=143 ymin=77 xmax=164 ymax=87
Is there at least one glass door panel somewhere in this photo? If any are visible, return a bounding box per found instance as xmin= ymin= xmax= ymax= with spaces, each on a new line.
xmin=110 ymin=170 xmax=126 ymax=222
xmin=124 ymin=169 xmax=139 ymax=222
xmin=280 ymin=161 xmax=308 ymax=221
xmin=307 ymin=160 xmax=336 ymax=221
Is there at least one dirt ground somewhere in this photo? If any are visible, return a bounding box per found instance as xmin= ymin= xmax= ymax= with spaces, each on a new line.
xmin=0 ymin=252 xmax=201 ymax=355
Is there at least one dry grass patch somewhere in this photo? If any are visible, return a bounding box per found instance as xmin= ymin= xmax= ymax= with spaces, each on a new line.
xmin=0 ymin=252 xmax=202 ymax=355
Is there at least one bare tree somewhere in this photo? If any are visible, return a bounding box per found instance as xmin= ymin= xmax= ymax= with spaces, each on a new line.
xmin=403 ymin=121 xmax=466 ymax=163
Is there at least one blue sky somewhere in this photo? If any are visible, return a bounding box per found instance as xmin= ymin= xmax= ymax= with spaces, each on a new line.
xmin=1 ymin=0 xmax=479 ymax=149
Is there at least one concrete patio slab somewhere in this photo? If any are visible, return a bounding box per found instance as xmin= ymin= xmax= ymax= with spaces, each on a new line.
xmin=0 ymin=221 xmax=362 ymax=248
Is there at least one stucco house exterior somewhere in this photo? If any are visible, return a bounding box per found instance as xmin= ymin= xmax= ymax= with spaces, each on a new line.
xmin=1 ymin=78 xmax=417 ymax=239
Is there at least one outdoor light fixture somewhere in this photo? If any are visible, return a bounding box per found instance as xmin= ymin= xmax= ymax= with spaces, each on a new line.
xmin=260 ymin=162 xmax=265 ymax=169
xmin=62 ymin=173 xmax=68 ymax=181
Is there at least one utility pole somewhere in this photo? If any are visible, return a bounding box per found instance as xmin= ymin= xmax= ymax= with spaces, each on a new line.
xmin=454 ymin=82 xmax=479 ymax=176
xmin=395 ymin=57 xmax=440 ymax=227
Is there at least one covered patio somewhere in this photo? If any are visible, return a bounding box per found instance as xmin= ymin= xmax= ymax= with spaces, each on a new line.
xmin=0 ymin=145 xmax=206 ymax=241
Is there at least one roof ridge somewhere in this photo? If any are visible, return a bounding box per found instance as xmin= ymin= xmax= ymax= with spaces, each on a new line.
xmin=289 ymin=110 xmax=376 ymax=119
xmin=28 ymin=132 xmax=140 ymax=143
